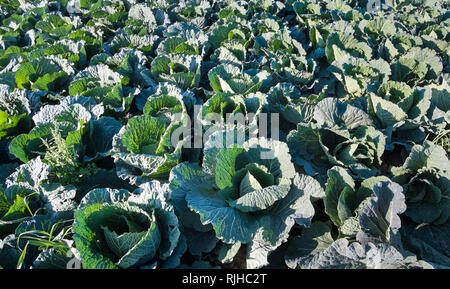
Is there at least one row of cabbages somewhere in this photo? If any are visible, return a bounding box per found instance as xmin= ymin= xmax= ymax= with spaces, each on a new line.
xmin=0 ymin=0 xmax=449 ymax=269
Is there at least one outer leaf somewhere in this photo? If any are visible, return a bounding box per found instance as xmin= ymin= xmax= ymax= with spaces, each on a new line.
xmin=357 ymin=181 xmax=406 ymax=247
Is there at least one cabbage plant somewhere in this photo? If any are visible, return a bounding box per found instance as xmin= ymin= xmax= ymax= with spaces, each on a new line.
xmin=112 ymin=84 xmax=190 ymax=184
xmin=73 ymin=182 xmax=184 ymax=269
xmin=169 ymin=131 xmax=324 ymax=267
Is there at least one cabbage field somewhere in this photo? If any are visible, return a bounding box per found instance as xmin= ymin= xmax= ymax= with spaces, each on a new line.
xmin=0 ymin=0 xmax=449 ymax=270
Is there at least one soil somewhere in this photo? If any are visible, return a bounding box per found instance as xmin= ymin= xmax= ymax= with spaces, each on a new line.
xmin=380 ymin=145 xmax=405 ymax=174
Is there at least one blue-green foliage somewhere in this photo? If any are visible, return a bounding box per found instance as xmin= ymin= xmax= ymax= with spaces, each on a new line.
xmin=0 ymin=0 xmax=448 ymax=269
